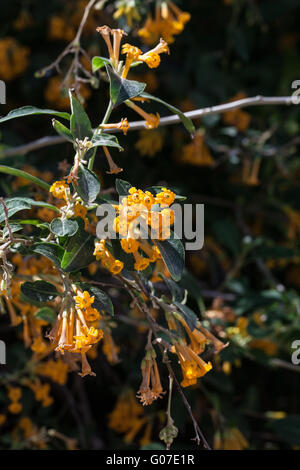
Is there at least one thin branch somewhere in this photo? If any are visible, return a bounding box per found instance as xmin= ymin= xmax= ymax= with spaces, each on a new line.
xmin=1 ymin=96 xmax=298 ymax=159
xmin=120 ymin=274 xmax=211 ymax=449
xmin=36 ymin=0 xmax=97 ymax=94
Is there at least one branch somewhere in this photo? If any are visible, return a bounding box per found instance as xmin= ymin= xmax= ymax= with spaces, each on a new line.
xmin=1 ymin=95 xmax=298 ymax=159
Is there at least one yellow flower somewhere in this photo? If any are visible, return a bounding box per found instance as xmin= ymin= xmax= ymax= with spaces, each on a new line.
xmin=75 ymin=291 xmax=95 ymax=310
xmin=49 ymin=180 xmax=69 ymax=200
xmin=8 ymin=387 xmax=22 ymax=402
xmin=138 ymin=2 xmax=190 ymax=46
xmin=0 ymin=37 xmax=29 ymax=81
xmin=155 ymin=188 xmax=175 ymax=206
xmin=113 ymin=0 xmax=141 ymax=27
xmin=48 ymin=16 xmax=75 ymax=42
xmin=180 ymin=131 xmax=215 ymax=167
xmin=121 ymin=43 xmax=142 ymax=78
xmin=135 ymin=130 xmax=164 ymax=157
xmin=174 ymin=342 xmax=212 ymax=387
xmin=8 ymin=402 xmax=22 ymax=414
xmin=74 ymin=202 xmax=88 ymax=219
xmin=133 ymin=251 xmax=150 ymax=271
xmin=0 ymin=414 xmax=6 ymax=426
xmin=121 ymin=238 xmax=140 ymax=253
xmin=93 ymin=240 xmax=124 ymax=275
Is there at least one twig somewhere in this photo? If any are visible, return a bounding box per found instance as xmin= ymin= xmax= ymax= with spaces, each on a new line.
xmin=121 ymin=275 xmax=211 ymax=449
xmin=36 ymin=0 xmax=97 ymax=94
xmin=1 ymin=96 xmax=298 ymax=158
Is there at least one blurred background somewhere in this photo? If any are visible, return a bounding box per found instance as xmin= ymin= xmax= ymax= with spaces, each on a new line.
xmin=1 ymin=0 xmax=300 ymax=450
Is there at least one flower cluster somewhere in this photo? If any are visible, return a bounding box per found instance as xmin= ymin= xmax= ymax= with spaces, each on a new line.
xmin=0 ymin=37 xmax=29 ymax=81
xmin=138 ymin=1 xmax=190 ymax=45
xmin=7 ymin=387 xmax=22 ymax=415
xmin=94 ymin=186 xmax=175 ymax=275
xmin=48 ymin=289 xmax=103 ymax=377
xmin=167 ymin=313 xmax=227 ymax=387
xmin=137 ymin=350 xmax=165 ymax=406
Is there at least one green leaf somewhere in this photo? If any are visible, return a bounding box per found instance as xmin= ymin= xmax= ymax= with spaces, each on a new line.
xmin=173 ymin=301 xmax=198 ymax=331
xmin=154 ymin=236 xmax=185 ymax=282
xmin=21 ymin=280 xmax=59 ymax=303
xmin=69 ymin=89 xmax=93 ymax=140
xmin=61 ymin=225 xmax=95 ymax=272
xmin=92 ymin=56 xmax=111 ymax=72
xmin=13 ymin=197 xmax=59 ymax=213
xmin=50 ymin=218 xmax=78 ymax=237
xmin=106 ymin=65 xmax=146 ymax=107
xmin=0 ymin=198 xmax=32 ymax=223
xmin=52 ymin=119 xmax=74 ymax=143
xmin=34 ymin=307 xmax=57 ymax=324
xmin=161 ymin=274 xmax=184 ymax=302
xmin=0 ymin=166 xmax=50 ymax=191
xmin=31 ymin=242 xmax=64 ymax=267
xmin=140 ymin=92 xmax=195 ymax=135
xmin=76 ymin=164 xmax=100 ymax=204
xmin=91 ymin=133 xmax=123 ymax=151
xmin=2 ymin=223 xmax=22 ymax=237
xmin=76 ymin=283 xmax=114 ymax=316
xmin=0 ymin=106 xmax=70 ymax=124
xmin=115 ymin=178 xmax=132 ymax=196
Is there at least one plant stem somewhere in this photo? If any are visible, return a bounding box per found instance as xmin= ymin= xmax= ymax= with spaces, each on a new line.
xmin=88 ymin=100 xmax=114 ymax=170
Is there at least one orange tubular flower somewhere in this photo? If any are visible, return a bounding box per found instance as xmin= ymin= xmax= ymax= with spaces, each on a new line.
xmin=93 ymin=239 xmax=124 ymax=275
xmin=101 ymin=118 xmax=130 ymax=135
xmin=138 ymin=38 xmax=170 ymax=69
xmin=137 ymin=357 xmax=165 ymax=406
xmin=133 ymin=251 xmax=151 ymax=271
xmin=174 ymin=342 xmax=212 ymax=387
xmin=96 ymin=26 xmax=114 ymax=60
xmin=121 ymin=43 xmax=142 ymax=78
xmin=176 ymin=316 xmax=208 ymax=355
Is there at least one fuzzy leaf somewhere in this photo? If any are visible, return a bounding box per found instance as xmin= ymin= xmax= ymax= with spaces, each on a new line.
xmin=140 ymin=92 xmax=195 ymax=135
xmin=52 ymin=119 xmax=74 ymax=143
xmin=0 ymin=106 xmax=70 ymax=124
xmin=69 ymin=90 xmax=93 ymax=140
xmin=50 ymin=218 xmax=79 ymax=237
xmin=91 ymin=133 xmax=123 ymax=151
xmin=154 ymin=236 xmax=185 ymax=282
xmin=76 ymin=164 xmax=100 ymax=204
xmin=21 ymin=281 xmax=59 ymax=303
xmin=174 ymin=301 xmax=198 ymax=331
xmin=92 ymin=56 xmax=111 ymax=72
xmin=106 ymin=65 xmax=146 ymax=107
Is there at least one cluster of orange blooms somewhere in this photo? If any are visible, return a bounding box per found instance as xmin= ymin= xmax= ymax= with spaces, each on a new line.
xmin=0 ymin=37 xmax=29 ymax=81
xmin=94 ymin=186 xmax=176 ymax=275
xmin=138 ymin=1 xmax=191 ymax=45
xmin=48 ymin=289 xmax=103 ymax=377
xmin=108 ymin=390 xmax=156 ymax=446
xmin=167 ymin=313 xmax=227 ymax=387
xmin=180 ymin=131 xmax=215 ymax=167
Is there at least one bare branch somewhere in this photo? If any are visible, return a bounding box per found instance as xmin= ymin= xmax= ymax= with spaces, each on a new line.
xmin=1 ymin=95 xmax=297 ymax=159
